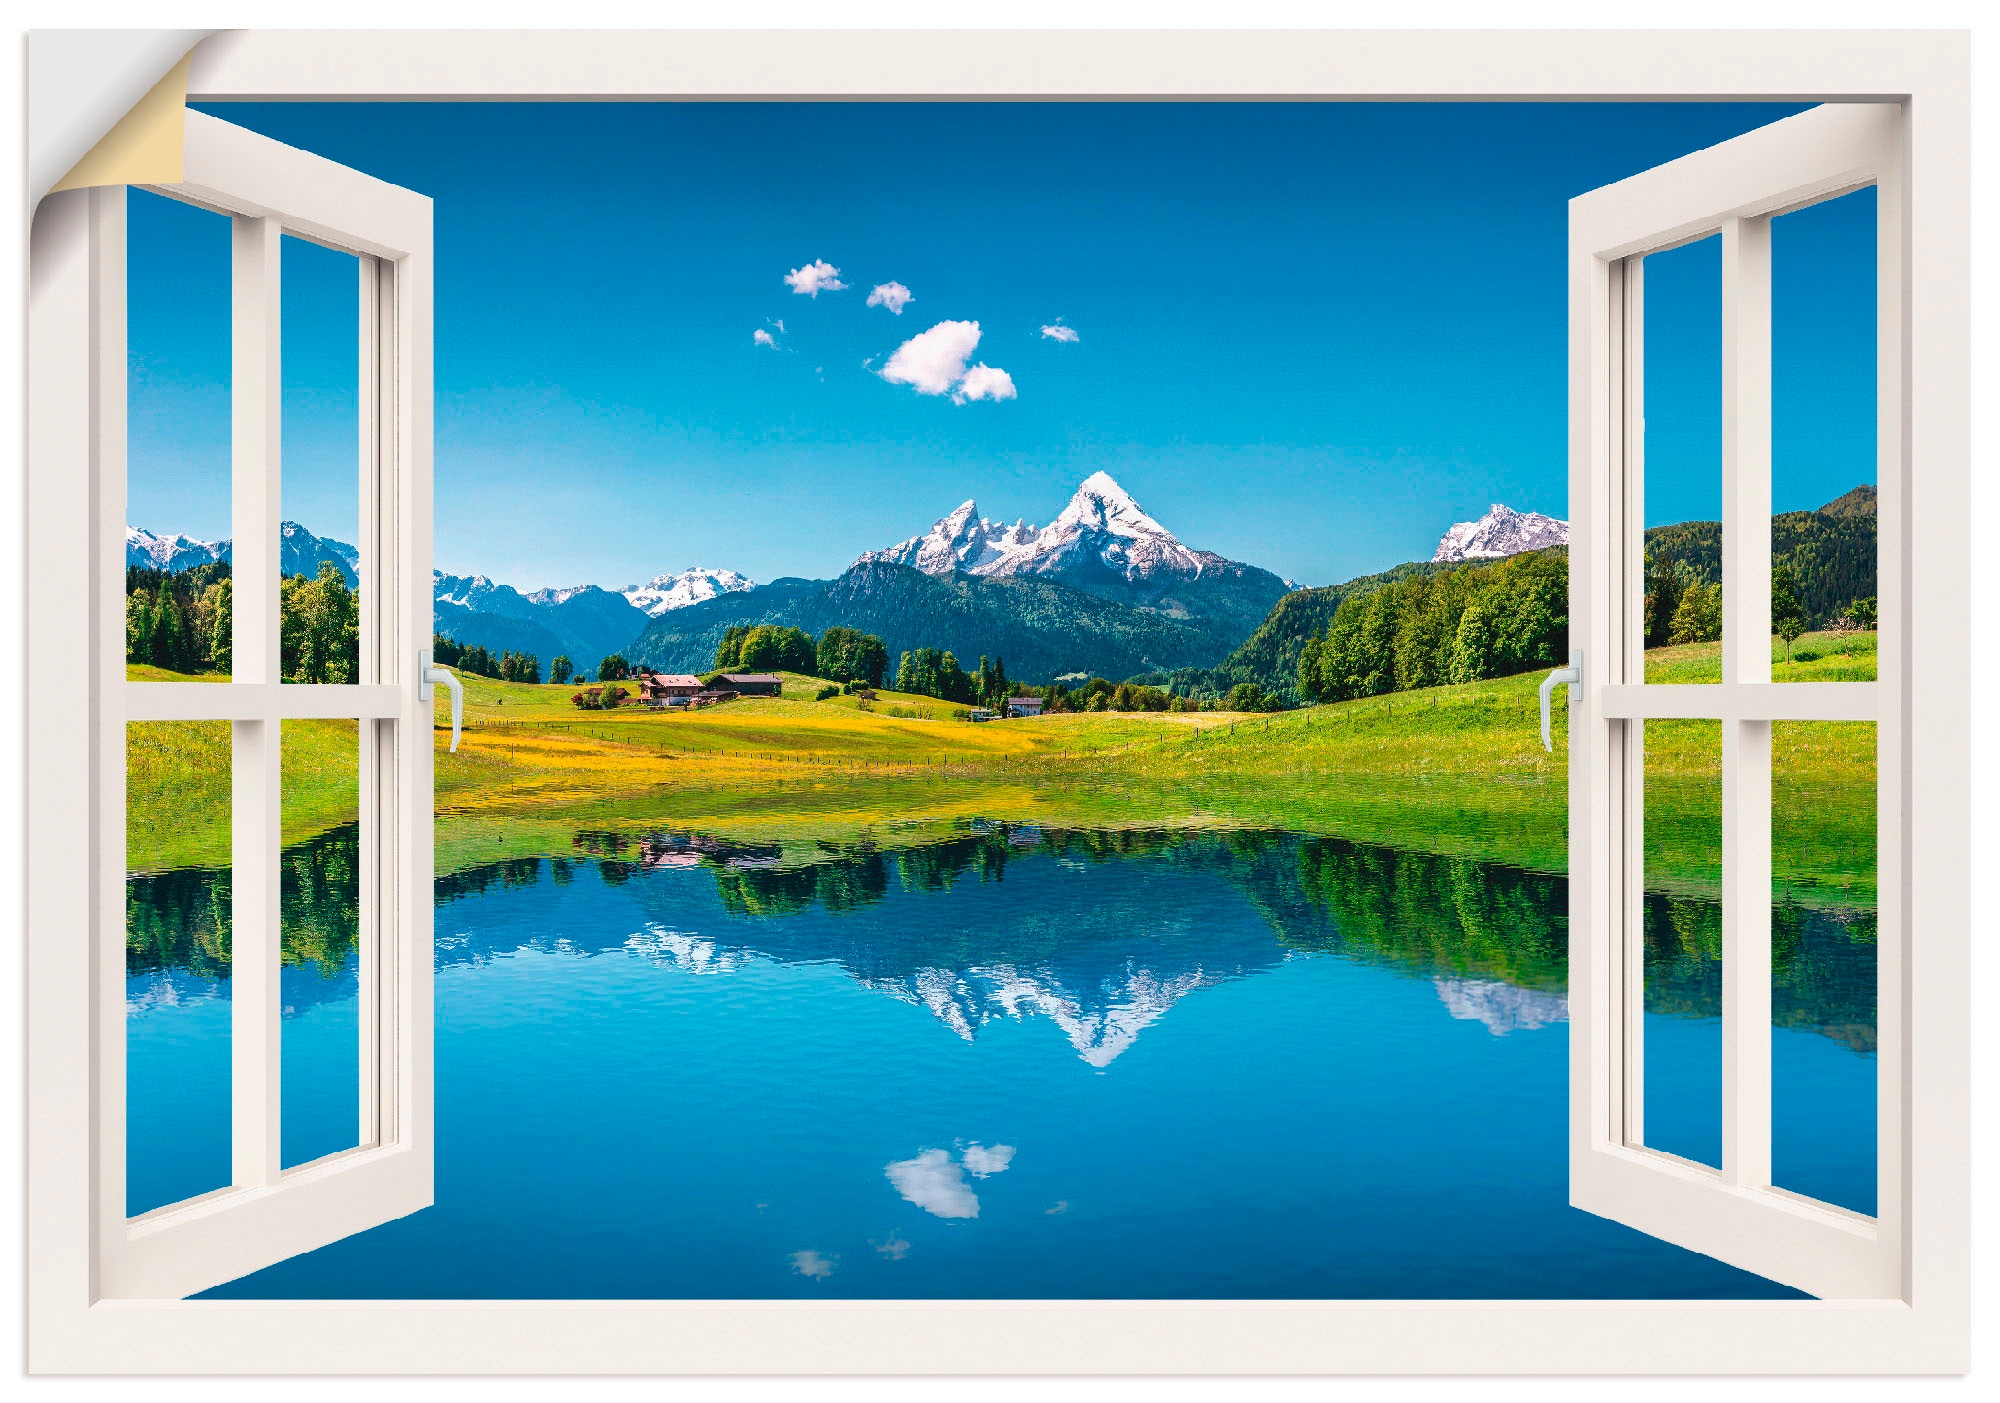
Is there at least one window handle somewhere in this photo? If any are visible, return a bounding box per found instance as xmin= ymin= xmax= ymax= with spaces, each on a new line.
xmin=419 ymin=653 xmax=464 ymax=753
xmin=1539 ymin=649 xmax=1583 ymax=753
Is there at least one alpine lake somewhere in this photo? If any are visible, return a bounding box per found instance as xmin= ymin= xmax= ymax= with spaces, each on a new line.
xmin=125 ymin=786 xmax=1877 ymax=1300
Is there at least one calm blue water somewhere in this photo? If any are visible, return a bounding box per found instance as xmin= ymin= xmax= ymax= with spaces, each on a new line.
xmin=124 ymin=824 xmax=1876 ymax=1299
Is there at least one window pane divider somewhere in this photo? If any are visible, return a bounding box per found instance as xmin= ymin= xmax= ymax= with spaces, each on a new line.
xmin=1599 ymin=680 xmax=1878 ymax=722
xmin=124 ymin=682 xmax=403 ymax=721
xmin=1718 ymin=211 xmax=1775 ymax=1191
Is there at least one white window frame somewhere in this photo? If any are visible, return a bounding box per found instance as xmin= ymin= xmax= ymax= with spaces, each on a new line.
xmin=23 ymin=28 xmax=1970 ymax=1375
xmin=1567 ymin=102 xmax=1907 ymax=1303
xmin=30 ymin=112 xmax=437 ymax=1312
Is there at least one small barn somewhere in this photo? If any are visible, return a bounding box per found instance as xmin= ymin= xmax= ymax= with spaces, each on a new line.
xmin=719 ymin=673 xmax=783 ymax=697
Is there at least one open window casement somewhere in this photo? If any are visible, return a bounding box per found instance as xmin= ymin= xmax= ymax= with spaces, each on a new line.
xmin=44 ymin=110 xmax=435 ymax=1301
xmin=1567 ymin=103 xmax=1904 ymax=1301
xmin=25 ymin=30 xmax=1968 ymax=1377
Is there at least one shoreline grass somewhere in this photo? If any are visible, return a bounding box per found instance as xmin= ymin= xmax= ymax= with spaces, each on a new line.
xmin=123 ymin=633 xmax=1878 ymax=911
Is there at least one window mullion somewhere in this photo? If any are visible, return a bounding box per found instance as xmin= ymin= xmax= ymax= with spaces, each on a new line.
xmin=356 ymin=255 xmax=384 ymax=1149
xmin=1617 ymin=254 xmax=1647 ymax=1150
xmin=1719 ymin=213 xmax=1774 ymax=1190
xmin=230 ymin=214 xmax=284 ymax=1190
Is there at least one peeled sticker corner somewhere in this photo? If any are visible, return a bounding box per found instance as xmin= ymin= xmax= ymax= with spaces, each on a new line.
xmin=49 ymin=51 xmax=194 ymax=196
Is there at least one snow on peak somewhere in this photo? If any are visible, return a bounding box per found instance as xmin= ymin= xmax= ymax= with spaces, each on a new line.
xmin=854 ymin=471 xmax=1212 ymax=584
xmin=622 ymin=566 xmax=758 ymax=617
xmin=1432 ymin=977 xmax=1569 ymax=1036
xmin=526 ymin=584 xmax=596 ymax=606
xmin=1431 ymin=503 xmax=1569 ymax=563
xmin=1053 ymin=471 xmax=1172 ymax=540
xmin=129 ymin=520 xmax=357 ymax=584
xmin=126 ymin=525 xmax=227 ymax=572
xmin=856 ymin=500 xmax=1038 ymax=576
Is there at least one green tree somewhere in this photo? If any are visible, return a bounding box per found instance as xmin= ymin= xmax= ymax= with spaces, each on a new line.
xmin=550 ymin=655 xmax=573 ymax=685
xmin=1771 ymin=564 xmax=1806 ymax=660
xmin=1449 ymin=597 xmax=1495 ymax=684
xmin=893 ymin=647 xmax=973 ymax=703
xmin=1644 ymin=551 xmax=1688 ymax=650
xmin=201 ymin=578 xmax=231 ymax=674
xmin=127 ymin=588 xmax=156 ymax=665
xmin=279 ymin=561 xmax=359 ymax=683
xmin=815 ymin=626 xmax=887 ymax=685
xmin=1844 ymin=596 xmax=1878 ymax=629
xmin=1226 ymin=681 xmax=1265 ymax=711
xmin=713 ymin=625 xmax=748 ymax=671
xmin=598 ymin=654 xmax=631 ymax=682
xmin=734 ymin=624 xmax=815 ymax=673
xmin=147 ymin=586 xmax=185 ymax=671
xmin=1668 ymin=580 xmax=1723 ymax=645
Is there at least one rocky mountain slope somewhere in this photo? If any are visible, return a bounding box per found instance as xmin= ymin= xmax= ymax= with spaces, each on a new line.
xmin=1431 ymin=504 xmax=1569 ymax=563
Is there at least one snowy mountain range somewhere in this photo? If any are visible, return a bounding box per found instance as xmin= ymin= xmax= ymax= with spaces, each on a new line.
xmin=855 ymin=471 xmax=1292 ymax=643
xmin=861 ymin=470 xmax=1239 ymax=585
xmin=126 ymin=521 xmax=360 ymax=586
xmin=1431 ymin=504 xmax=1569 ymax=563
xmin=621 ymin=567 xmax=758 ymax=618
xmin=130 ymin=482 xmax=1567 ymax=683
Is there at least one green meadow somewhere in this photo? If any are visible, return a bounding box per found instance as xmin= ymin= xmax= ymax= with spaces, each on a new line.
xmin=123 ymin=631 xmax=1878 ymax=912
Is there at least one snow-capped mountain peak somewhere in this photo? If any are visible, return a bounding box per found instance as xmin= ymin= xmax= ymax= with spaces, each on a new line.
xmin=1431 ymin=504 xmax=1569 ymax=563
xmin=856 ymin=499 xmax=1038 ymax=576
xmin=854 ymin=471 xmax=1216 ymax=586
xmin=1053 ymin=470 xmax=1167 ymax=539
xmin=524 ymin=584 xmax=599 ymax=607
xmin=128 ymin=520 xmax=358 ymax=585
xmin=622 ymin=566 xmax=758 ymax=617
xmin=126 ymin=525 xmax=227 ymax=573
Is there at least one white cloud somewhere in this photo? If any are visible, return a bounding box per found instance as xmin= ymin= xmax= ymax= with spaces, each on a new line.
xmin=790 ymin=1249 xmax=836 ymax=1279
xmin=867 ymin=281 xmax=914 ymax=315
xmin=952 ymin=364 xmax=1017 ymax=405
xmin=783 ymin=259 xmax=847 ymax=297
xmin=1040 ymin=322 xmax=1080 ymax=343
xmin=886 ymin=1148 xmax=979 ymax=1218
xmin=773 ymin=319 xmax=785 ymax=333
xmin=871 ymin=1232 xmax=911 ymax=1261
xmin=881 ymin=320 xmax=980 ymax=395
xmin=884 ymin=1144 xmax=1016 ymax=1218
xmin=752 ymin=328 xmax=777 ymax=348
xmin=960 ymin=1142 xmax=1016 ymax=1177
xmin=879 ymin=320 xmax=1016 ymax=405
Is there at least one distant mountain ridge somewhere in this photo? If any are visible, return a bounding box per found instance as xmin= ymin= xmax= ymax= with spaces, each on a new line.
xmin=622 ymin=567 xmax=758 ymax=617
xmin=628 ymin=560 xmax=1238 ymax=682
xmin=857 ymin=471 xmax=1291 ymax=644
xmin=126 ymin=521 xmax=360 ymax=586
xmin=1432 ymin=504 xmax=1569 ymax=563
xmin=432 ymin=571 xmax=652 ymax=671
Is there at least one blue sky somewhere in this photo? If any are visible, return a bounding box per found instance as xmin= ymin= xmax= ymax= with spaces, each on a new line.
xmin=127 ymin=102 xmax=1876 ymax=591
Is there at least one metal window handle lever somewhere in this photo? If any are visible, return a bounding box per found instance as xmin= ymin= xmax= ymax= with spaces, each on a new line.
xmin=420 ymin=653 xmax=464 ymax=753
xmin=1539 ymin=649 xmax=1583 ymax=753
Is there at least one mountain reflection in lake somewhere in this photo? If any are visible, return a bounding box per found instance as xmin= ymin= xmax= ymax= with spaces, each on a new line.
xmin=125 ymin=822 xmax=1876 ymax=1299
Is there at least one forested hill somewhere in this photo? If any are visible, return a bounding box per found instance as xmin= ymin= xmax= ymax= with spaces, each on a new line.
xmin=1200 ymin=559 xmax=1469 ymax=697
xmin=1644 ymin=484 xmax=1876 ymax=631
xmin=627 ymin=561 xmax=1236 ymax=681
xmin=1210 ymin=484 xmax=1877 ymax=700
